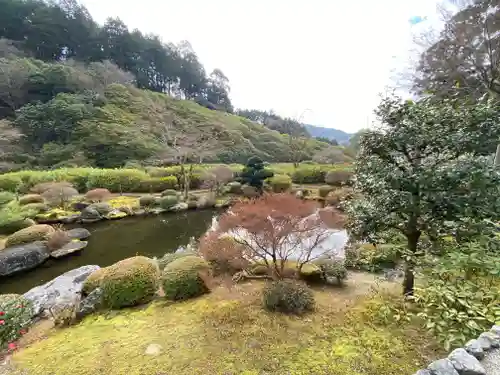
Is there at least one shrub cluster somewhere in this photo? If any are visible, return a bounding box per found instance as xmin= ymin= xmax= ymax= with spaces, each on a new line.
xmin=91 ymin=256 xmax=160 ymax=309
xmin=158 ymin=195 xmax=179 ymax=209
xmin=136 ymin=176 xmax=178 ymax=193
xmin=262 ymin=280 xmax=315 ymax=314
xmin=344 ymin=243 xmax=399 ymax=272
xmin=5 ymin=224 xmax=55 ymax=247
xmin=162 ymin=256 xmax=211 ymax=301
xmin=291 ymin=167 xmax=326 ymax=184
xmin=139 ymin=195 xmax=158 ymax=208
xmin=157 ymin=251 xmax=196 ymax=271
xmin=325 ymin=170 xmax=353 ymax=186
xmin=19 ymin=194 xmax=44 ymax=205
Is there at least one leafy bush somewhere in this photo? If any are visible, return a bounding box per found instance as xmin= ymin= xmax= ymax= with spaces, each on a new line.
xmin=158 ymin=195 xmax=178 ymax=209
xmin=268 ymin=174 xmax=292 ymax=193
xmin=85 ymin=188 xmax=111 ymax=202
xmin=291 ymin=168 xmax=326 ymax=184
xmin=344 ymin=243 xmax=399 ymax=272
xmin=242 ymin=185 xmax=259 ymax=198
xmin=139 ymin=195 xmax=158 ymax=208
xmin=196 ymin=194 xmax=216 ymax=209
xmin=262 ymin=280 xmax=315 ymax=314
xmin=19 ymin=194 xmax=44 ymax=205
xmin=0 ymin=192 xmax=15 ymax=206
xmin=5 ymin=224 xmax=55 ymax=247
xmin=162 ymin=256 xmax=211 ymax=301
xmin=318 ymin=185 xmax=333 ymax=198
xmin=86 ymin=169 xmax=148 ymax=193
xmin=157 ymin=251 xmax=196 ymax=271
xmin=98 ymin=256 xmax=160 ymax=309
xmin=413 ymin=242 xmax=500 ymax=349
xmin=0 ymin=175 xmax=22 ymax=192
xmin=137 ymin=176 xmax=178 ymax=193
xmin=313 ymin=258 xmax=347 ymax=285
xmin=41 ymin=185 xmax=79 ymax=207
xmin=161 ymin=189 xmax=178 ymax=197
xmin=22 ymin=203 xmax=49 ymax=213
xmin=0 ymin=294 xmax=34 ymax=350
xmin=325 ymin=170 xmax=353 ymax=186
xmin=325 ymin=187 xmax=353 ymax=208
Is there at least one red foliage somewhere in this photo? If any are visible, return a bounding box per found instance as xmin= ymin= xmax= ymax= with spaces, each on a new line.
xmin=216 ymin=193 xmax=345 ymax=279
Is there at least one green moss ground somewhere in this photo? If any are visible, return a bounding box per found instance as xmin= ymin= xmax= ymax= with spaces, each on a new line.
xmin=10 ymin=273 xmax=443 ymax=375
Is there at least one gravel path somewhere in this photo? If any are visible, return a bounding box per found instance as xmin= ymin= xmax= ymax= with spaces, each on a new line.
xmin=483 ymin=348 xmax=500 ymax=375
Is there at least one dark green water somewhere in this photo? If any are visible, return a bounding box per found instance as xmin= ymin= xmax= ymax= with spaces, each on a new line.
xmin=1 ymin=210 xmax=217 ymax=295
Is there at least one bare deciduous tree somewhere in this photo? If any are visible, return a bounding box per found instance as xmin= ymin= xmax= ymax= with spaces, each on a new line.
xmin=214 ymin=194 xmax=345 ymax=279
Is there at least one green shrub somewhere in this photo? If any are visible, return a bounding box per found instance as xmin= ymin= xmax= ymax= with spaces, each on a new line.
xmin=225 ymin=181 xmax=242 ymax=194
xmin=22 ymin=203 xmax=49 ymax=213
xmin=291 ymin=168 xmax=326 ymax=184
xmin=414 ymin=243 xmax=500 ymax=349
xmin=159 ymin=195 xmax=178 ymax=209
xmin=268 ymin=174 xmax=292 ymax=193
xmin=313 ymin=258 xmax=347 ymax=285
xmin=262 ymin=280 xmax=315 ymax=314
xmin=318 ymin=185 xmax=333 ymax=198
xmin=139 ymin=195 xmax=158 ymax=208
xmin=325 ymin=170 xmax=353 ymax=186
xmin=157 ymin=251 xmax=196 ymax=270
xmin=0 ymin=192 xmax=15 ymax=206
xmin=162 ymin=256 xmax=211 ymax=301
xmin=5 ymin=224 xmax=56 ymax=248
xmin=161 ymin=189 xmax=178 ymax=197
xmin=18 ymin=194 xmax=44 ymax=205
xmin=0 ymin=294 xmax=34 ymax=350
xmin=0 ymin=175 xmax=22 ymax=192
xmin=345 ymin=243 xmax=399 ymax=272
xmin=87 ymin=202 xmax=112 ymax=215
xmin=137 ymin=176 xmax=178 ymax=193
xmin=82 ymin=268 xmax=107 ymax=295
xmin=86 ymin=169 xmax=148 ymax=193
xmin=0 ymin=218 xmax=36 ymax=235
xmin=98 ymin=256 xmax=160 ymax=309
xmin=242 ymin=185 xmax=259 ymax=198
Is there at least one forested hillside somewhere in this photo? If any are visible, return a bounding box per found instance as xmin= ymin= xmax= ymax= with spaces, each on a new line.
xmin=0 ymin=0 xmax=352 ymax=170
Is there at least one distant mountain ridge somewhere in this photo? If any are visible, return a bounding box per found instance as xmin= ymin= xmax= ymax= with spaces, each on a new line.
xmin=305 ymin=124 xmax=353 ymax=144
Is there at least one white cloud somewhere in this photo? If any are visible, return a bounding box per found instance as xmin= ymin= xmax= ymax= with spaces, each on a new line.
xmin=80 ymin=0 xmax=441 ymax=132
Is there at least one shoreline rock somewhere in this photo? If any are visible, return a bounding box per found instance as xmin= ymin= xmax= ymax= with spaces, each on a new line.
xmin=50 ymin=240 xmax=88 ymax=258
xmin=23 ymin=265 xmax=100 ymax=317
xmin=0 ymin=241 xmax=50 ymax=277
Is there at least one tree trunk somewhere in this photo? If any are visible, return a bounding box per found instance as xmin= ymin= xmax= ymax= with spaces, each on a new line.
xmin=494 ymin=144 xmax=500 ymax=165
xmin=403 ymin=231 xmax=419 ymax=296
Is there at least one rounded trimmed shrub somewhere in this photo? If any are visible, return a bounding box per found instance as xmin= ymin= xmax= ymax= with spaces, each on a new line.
xmin=137 ymin=176 xmax=178 ymax=193
xmin=22 ymin=202 xmax=49 ymax=213
xmin=318 ymin=185 xmax=333 ymax=198
xmin=159 ymin=195 xmax=178 ymax=210
xmin=160 ymin=189 xmax=178 ymax=197
xmin=0 ymin=191 xmax=16 ymax=206
xmin=226 ymin=181 xmax=242 ymax=194
xmin=196 ymin=195 xmax=216 ymax=209
xmin=157 ymin=251 xmax=196 ymax=270
xmin=85 ymin=188 xmax=111 ymax=203
xmin=98 ymin=256 xmax=160 ymax=309
xmin=325 ymin=170 xmax=353 ymax=186
xmin=162 ymin=256 xmax=211 ymax=301
xmin=242 ymin=185 xmax=259 ymax=198
xmin=291 ymin=168 xmax=326 ymax=184
xmin=268 ymin=174 xmax=292 ymax=193
xmin=82 ymin=268 xmax=107 ymax=295
xmin=0 ymin=175 xmax=22 ymax=192
xmin=313 ymin=258 xmax=348 ymax=285
xmin=262 ymin=280 xmax=315 ymax=314
xmin=5 ymin=224 xmax=56 ymax=248
xmin=19 ymin=194 xmax=44 ymax=205
xmin=0 ymin=218 xmax=36 ymax=236
xmin=139 ymin=195 xmax=158 ymax=208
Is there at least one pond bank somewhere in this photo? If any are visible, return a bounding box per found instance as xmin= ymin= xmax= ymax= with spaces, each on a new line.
xmin=0 ymin=210 xmax=217 ymax=294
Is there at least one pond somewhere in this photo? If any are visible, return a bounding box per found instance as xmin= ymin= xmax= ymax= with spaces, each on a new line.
xmin=1 ymin=210 xmax=217 ymax=295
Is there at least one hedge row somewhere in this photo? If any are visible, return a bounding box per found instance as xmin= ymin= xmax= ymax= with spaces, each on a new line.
xmin=0 ymin=164 xmax=353 ymax=193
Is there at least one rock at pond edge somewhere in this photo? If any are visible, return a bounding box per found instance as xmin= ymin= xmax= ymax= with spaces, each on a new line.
xmin=75 ymin=287 xmax=103 ymax=322
xmin=448 ymin=348 xmax=486 ymax=375
xmin=66 ymin=228 xmax=91 ymax=240
xmin=23 ymin=264 xmax=100 ymax=317
xmin=50 ymin=240 xmax=88 ymax=258
xmin=0 ymin=241 xmax=50 ymax=277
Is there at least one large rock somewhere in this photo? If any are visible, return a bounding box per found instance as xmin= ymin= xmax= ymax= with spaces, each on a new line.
xmin=448 ymin=348 xmax=486 ymax=375
xmin=75 ymin=287 xmax=103 ymax=322
xmin=478 ymin=332 xmax=500 ymax=349
xmin=50 ymin=241 xmax=88 ymax=258
xmin=465 ymin=339 xmax=485 ymax=360
xmin=0 ymin=241 xmax=50 ymax=277
xmin=170 ymin=202 xmax=188 ymax=212
xmin=413 ymin=370 xmax=432 ymax=375
xmin=80 ymin=207 xmax=102 ymax=223
xmin=428 ymin=359 xmax=460 ymax=375
xmin=60 ymin=214 xmax=81 ymax=224
xmin=23 ymin=265 xmax=100 ymax=317
xmin=66 ymin=228 xmax=91 ymax=241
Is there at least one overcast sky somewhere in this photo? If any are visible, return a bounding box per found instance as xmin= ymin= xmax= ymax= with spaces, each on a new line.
xmin=80 ymin=0 xmax=441 ymax=132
